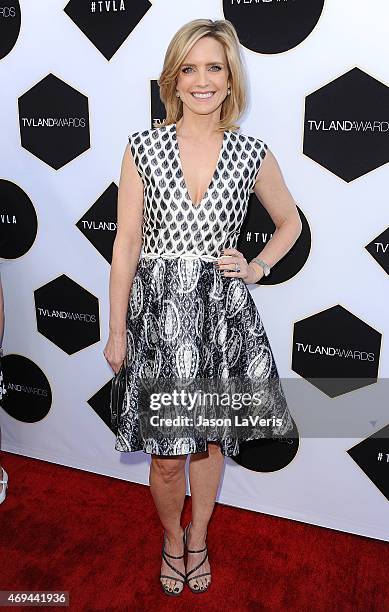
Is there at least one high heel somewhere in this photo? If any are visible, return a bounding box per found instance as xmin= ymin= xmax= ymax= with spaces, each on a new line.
xmin=160 ymin=530 xmax=186 ymax=596
xmin=0 ymin=466 xmax=8 ymax=505
xmin=184 ymin=522 xmax=211 ymax=593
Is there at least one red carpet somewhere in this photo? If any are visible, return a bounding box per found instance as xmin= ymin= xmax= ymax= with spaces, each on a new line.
xmin=0 ymin=450 xmax=388 ymax=611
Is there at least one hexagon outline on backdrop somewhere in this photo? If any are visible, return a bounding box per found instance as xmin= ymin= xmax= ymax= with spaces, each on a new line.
xmin=18 ymin=72 xmax=90 ymax=170
xmin=33 ymin=273 xmax=101 ymax=355
xmin=302 ymin=65 xmax=389 ymax=182
xmin=291 ymin=302 xmax=382 ymax=397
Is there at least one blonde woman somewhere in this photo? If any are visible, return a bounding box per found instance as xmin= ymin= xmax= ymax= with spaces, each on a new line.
xmin=104 ymin=18 xmax=301 ymax=596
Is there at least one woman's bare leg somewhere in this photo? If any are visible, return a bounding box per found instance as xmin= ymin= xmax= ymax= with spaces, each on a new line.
xmin=149 ymin=454 xmax=187 ymax=593
xmin=187 ymin=443 xmax=225 ymax=590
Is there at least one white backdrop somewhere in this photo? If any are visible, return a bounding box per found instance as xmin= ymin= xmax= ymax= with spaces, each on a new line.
xmin=1 ymin=0 xmax=388 ymax=541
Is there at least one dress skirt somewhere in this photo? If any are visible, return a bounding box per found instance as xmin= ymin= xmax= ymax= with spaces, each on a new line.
xmin=111 ymin=256 xmax=294 ymax=457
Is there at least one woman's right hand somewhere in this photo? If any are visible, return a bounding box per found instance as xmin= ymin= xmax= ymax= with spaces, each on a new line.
xmin=103 ymin=331 xmax=127 ymax=374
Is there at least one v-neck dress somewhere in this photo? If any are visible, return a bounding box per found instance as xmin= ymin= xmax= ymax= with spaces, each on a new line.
xmin=111 ymin=122 xmax=294 ymax=457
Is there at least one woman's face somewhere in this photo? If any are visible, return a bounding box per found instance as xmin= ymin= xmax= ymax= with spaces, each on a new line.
xmin=176 ymin=36 xmax=230 ymax=118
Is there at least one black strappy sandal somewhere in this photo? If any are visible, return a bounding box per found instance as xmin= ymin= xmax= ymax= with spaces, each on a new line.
xmin=184 ymin=522 xmax=211 ymax=593
xmin=160 ymin=530 xmax=186 ymax=596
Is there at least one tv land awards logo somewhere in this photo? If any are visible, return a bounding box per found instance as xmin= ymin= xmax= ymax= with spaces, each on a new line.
xmin=223 ymin=0 xmax=325 ymax=54
xmin=0 ymin=0 xmax=20 ymax=60
xmin=0 ymin=179 xmax=37 ymax=259
xmin=347 ymin=423 xmax=389 ymax=503
xmin=64 ymin=0 xmax=152 ymax=60
xmin=292 ymin=305 xmax=382 ymax=397
xmin=365 ymin=227 xmax=389 ymax=276
xmin=34 ymin=274 xmax=100 ymax=355
xmin=18 ymin=73 xmax=90 ymax=170
xmin=237 ymin=196 xmax=310 ymax=284
xmin=304 ymin=68 xmax=389 ymax=182
xmin=76 ymin=182 xmax=118 ymax=264
xmin=1 ymin=354 xmax=52 ymax=422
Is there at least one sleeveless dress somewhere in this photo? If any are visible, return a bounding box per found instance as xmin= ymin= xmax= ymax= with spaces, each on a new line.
xmin=111 ymin=122 xmax=294 ymax=457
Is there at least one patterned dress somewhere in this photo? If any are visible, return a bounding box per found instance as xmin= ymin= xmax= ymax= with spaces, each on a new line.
xmin=111 ymin=122 xmax=294 ymax=456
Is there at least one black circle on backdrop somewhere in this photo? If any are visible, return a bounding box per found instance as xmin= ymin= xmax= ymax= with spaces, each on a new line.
xmin=0 ymin=180 xmax=38 ymax=259
xmin=0 ymin=1 xmax=21 ymax=60
xmin=234 ymin=426 xmax=299 ymax=472
xmin=223 ymin=0 xmax=325 ymax=54
xmin=1 ymin=354 xmax=52 ymax=423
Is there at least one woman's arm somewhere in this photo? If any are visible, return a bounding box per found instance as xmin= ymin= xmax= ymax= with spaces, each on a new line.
xmin=104 ymin=143 xmax=144 ymax=373
xmin=248 ymin=148 xmax=302 ymax=280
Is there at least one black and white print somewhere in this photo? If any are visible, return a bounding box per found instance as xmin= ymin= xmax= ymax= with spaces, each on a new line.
xmin=111 ymin=123 xmax=294 ymax=456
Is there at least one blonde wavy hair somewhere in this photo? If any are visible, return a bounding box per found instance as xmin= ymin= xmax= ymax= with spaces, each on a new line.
xmin=155 ymin=19 xmax=248 ymax=133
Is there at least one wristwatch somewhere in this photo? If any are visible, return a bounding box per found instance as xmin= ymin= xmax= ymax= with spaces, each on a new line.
xmin=251 ymin=257 xmax=271 ymax=277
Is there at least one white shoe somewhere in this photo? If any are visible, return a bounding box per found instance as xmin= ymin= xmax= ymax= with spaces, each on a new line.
xmin=0 ymin=466 xmax=8 ymax=504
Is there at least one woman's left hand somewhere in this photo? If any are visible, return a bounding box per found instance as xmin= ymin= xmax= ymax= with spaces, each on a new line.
xmin=216 ymin=248 xmax=263 ymax=284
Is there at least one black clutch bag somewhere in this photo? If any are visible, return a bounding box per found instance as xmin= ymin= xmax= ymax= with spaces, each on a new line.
xmin=110 ymin=356 xmax=128 ymax=433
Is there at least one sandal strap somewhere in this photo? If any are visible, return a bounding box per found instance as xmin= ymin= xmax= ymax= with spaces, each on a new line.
xmin=184 ymin=522 xmax=208 ymax=553
xmin=185 ymin=551 xmax=209 ymax=578
xmin=163 ymin=550 xmax=184 ymax=559
xmin=187 ymin=571 xmax=211 ymax=582
xmin=162 ymin=551 xmax=186 ymax=580
xmin=187 ymin=545 xmax=207 ymax=553
xmin=184 ymin=522 xmax=211 ymax=584
xmin=160 ymin=574 xmax=185 ymax=585
xmin=161 ymin=532 xmax=186 ymax=581
xmin=162 ymin=531 xmax=185 ymax=558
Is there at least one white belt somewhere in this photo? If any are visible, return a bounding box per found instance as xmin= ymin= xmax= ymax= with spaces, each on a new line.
xmin=140 ymin=251 xmax=235 ymax=262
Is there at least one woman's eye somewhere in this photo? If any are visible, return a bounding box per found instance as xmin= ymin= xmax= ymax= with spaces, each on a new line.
xmin=182 ymin=65 xmax=222 ymax=73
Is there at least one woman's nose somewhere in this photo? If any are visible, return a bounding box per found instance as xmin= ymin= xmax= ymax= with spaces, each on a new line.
xmin=195 ymin=70 xmax=211 ymax=86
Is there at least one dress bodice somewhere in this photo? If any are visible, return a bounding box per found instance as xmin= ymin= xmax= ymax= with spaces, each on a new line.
xmin=128 ymin=123 xmax=268 ymax=261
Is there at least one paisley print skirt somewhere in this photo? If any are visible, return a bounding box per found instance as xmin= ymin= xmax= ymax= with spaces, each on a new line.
xmin=112 ymin=256 xmax=294 ymax=457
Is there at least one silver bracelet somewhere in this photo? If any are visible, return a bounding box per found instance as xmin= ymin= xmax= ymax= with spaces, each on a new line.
xmin=251 ymin=257 xmax=271 ymax=277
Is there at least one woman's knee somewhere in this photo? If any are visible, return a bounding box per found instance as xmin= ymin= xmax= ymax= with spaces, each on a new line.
xmin=151 ymin=455 xmax=186 ymax=482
